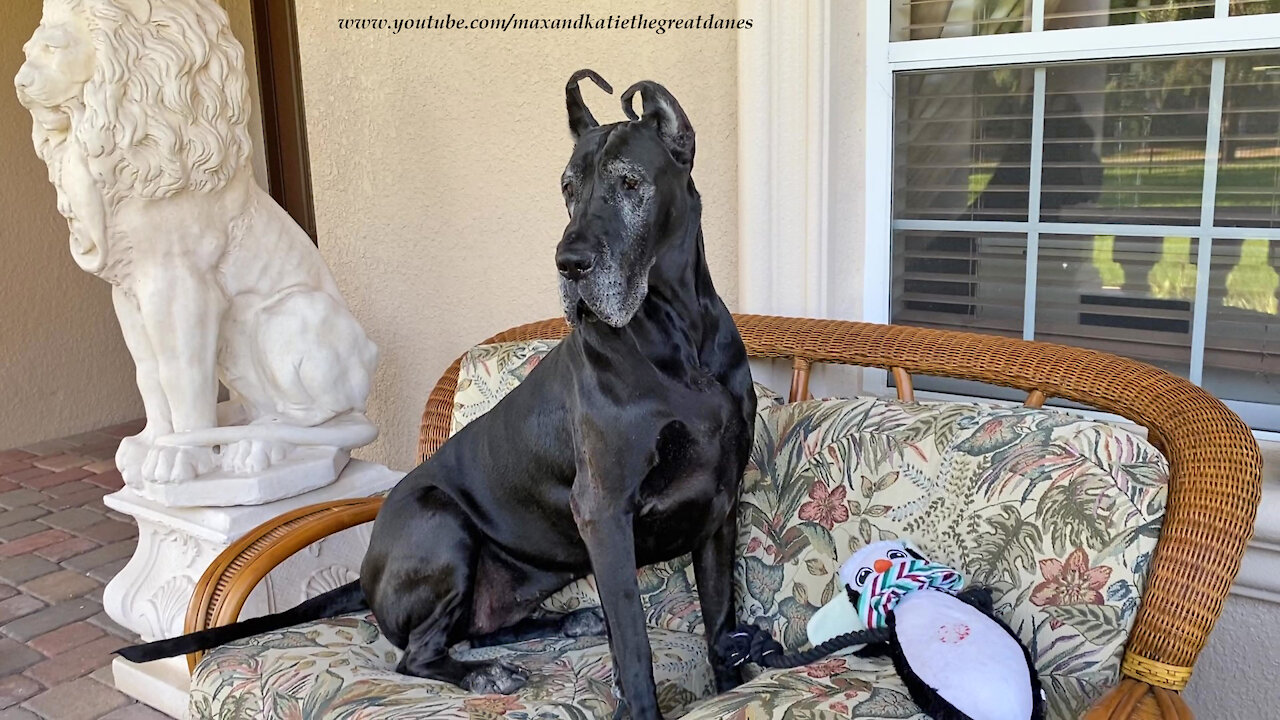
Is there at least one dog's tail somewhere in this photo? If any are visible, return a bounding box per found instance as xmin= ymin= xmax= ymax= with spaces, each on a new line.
xmin=116 ymin=580 xmax=366 ymax=663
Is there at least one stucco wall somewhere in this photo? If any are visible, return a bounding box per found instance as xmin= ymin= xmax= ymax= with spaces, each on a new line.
xmin=0 ymin=0 xmax=140 ymax=448
xmin=1184 ymin=593 xmax=1280 ymax=717
xmin=294 ymin=0 xmax=741 ymax=469
xmin=0 ymin=0 xmax=266 ymax=449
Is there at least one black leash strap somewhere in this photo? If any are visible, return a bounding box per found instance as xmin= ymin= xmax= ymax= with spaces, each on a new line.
xmin=715 ymin=623 xmax=891 ymax=670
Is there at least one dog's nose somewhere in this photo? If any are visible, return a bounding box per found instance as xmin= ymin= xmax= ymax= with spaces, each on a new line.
xmin=556 ymin=244 xmax=595 ymax=281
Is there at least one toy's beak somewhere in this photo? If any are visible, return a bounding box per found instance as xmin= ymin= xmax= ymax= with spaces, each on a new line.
xmin=873 ymin=558 xmax=892 ymax=574
xmin=806 ymin=586 xmax=866 ymax=647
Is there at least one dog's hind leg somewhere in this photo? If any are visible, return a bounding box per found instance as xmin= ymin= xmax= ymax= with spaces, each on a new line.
xmin=368 ymin=488 xmax=531 ymax=693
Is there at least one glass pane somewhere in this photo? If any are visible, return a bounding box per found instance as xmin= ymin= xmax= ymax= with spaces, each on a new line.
xmin=1215 ymin=54 xmax=1280 ymax=227
xmin=1231 ymin=0 xmax=1280 ymax=16
xmin=1203 ymin=238 xmax=1280 ymax=422
xmin=891 ymin=230 xmax=1026 ymax=337
xmin=891 ymin=0 xmax=1028 ymax=41
xmin=1042 ymin=57 xmax=1212 ymax=225
xmin=894 ymin=67 xmax=1035 ymax=222
xmin=1035 ymin=234 xmax=1195 ymax=377
xmin=1045 ymin=0 xmax=1214 ymax=30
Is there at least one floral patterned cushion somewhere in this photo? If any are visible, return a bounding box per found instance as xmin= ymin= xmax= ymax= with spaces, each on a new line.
xmin=190 ymin=612 xmax=713 ymax=719
xmin=681 ymin=654 xmax=931 ymax=720
xmin=733 ymin=398 xmax=1168 ymax=720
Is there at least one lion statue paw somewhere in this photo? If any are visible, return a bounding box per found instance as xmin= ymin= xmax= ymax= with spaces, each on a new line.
xmin=220 ymin=439 xmax=292 ymax=475
xmin=142 ymin=445 xmax=217 ymax=485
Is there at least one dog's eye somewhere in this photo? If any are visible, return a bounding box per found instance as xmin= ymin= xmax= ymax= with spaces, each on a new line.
xmin=561 ymin=182 xmax=574 ymax=198
xmin=855 ymin=568 xmax=871 ymax=586
xmin=623 ymin=174 xmax=641 ymax=191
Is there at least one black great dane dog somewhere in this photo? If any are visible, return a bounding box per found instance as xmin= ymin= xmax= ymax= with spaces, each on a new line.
xmin=119 ymin=69 xmax=755 ymax=720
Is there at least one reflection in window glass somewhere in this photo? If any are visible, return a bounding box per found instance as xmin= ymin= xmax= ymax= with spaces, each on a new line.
xmin=1044 ymin=0 xmax=1213 ymax=31
xmin=894 ymin=67 xmax=1035 ymax=222
xmin=890 ymin=230 xmax=1026 ymax=337
xmin=1042 ymin=58 xmax=1211 ymax=225
xmin=1231 ymin=0 xmax=1280 ymax=16
xmin=1036 ymin=234 xmax=1195 ymax=378
xmin=1215 ymin=55 xmax=1280 ymax=228
xmin=1204 ymin=238 xmax=1280 ymax=418
xmin=890 ymin=0 xmax=1028 ymax=41
xmin=888 ymin=46 xmax=1280 ymax=429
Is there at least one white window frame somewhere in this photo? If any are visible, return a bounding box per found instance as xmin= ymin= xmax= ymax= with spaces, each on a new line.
xmin=860 ymin=0 xmax=1280 ymax=441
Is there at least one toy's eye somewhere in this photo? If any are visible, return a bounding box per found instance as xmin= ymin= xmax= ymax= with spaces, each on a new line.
xmin=886 ymin=549 xmax=907 ymax=560
xmin=855 ymin=568 xmax=872 ymax=586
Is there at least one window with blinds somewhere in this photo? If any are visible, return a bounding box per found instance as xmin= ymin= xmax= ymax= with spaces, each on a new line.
xmin=888 ymin=0 xmax=1280 ymax=430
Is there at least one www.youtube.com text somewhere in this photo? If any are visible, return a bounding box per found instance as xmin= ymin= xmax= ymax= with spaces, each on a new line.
xmin=338 ymin=13 xmax=754 ymax=35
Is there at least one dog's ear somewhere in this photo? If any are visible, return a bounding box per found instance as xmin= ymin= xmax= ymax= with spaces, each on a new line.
xmin=566 ymin=69 xmax=613 ymax=141
xmin=621 ymin=81 xmax=695 ymax=168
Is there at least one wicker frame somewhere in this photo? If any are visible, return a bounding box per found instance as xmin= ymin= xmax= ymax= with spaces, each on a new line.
xmin=183 ymin=315 xmax=1262 ymax=719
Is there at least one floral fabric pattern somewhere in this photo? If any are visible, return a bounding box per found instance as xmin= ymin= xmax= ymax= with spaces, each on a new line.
xmin=731 ymin=398 xmax=1168 ymax=720
xmin=190 ymin=612 xmax=713 ymax=719
xmin=681 ymin=653 xmax=931 ymax=720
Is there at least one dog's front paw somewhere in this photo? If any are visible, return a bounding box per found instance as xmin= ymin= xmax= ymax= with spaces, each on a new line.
xmin=220 ymin=439 xmax=291 ymax=475
xmin=142 ymin=445 xmax=215 ymax=483
xmin=462 ymin=660 xmax=529 ymax=695
xmin=713 ymin=663 xmax=744 ymax=693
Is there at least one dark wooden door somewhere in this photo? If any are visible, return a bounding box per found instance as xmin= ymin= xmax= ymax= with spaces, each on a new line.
xmin=251 ymin=0 xmax=315 ymax=241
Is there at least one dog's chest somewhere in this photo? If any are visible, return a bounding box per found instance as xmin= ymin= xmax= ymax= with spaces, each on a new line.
xmin=632 ymin=381 xmax=744 ymax=558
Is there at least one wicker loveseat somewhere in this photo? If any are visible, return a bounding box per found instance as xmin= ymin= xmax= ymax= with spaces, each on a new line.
xmin=183 ymin=315 xmax=1261 ymax=720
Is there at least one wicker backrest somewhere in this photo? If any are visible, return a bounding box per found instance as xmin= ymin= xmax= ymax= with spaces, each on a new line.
xmin=415 ymin=314 xmax=1261 ymax=692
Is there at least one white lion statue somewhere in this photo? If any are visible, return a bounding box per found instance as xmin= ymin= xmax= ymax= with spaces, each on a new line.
xmin=14 ymin=0 xmax=378 ymax=502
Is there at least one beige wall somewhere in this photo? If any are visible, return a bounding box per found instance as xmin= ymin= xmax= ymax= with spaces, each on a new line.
xmin=1184 ymin=593 xmax=1280 ymax=717
xmin=294 ymin=0 xmax=741 ymax=469
xmin=0 ymin=0 xmax=266 ymax=449
xmin=0 ymin=0 xmax=140 ymax=448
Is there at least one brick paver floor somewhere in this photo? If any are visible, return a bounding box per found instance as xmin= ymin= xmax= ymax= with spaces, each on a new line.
xmin=0 ymin=420 xmax=174 ymax=719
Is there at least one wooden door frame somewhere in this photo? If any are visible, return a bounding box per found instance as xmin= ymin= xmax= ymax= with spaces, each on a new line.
xmin=250 ymin=0 xmax=315 ymax=241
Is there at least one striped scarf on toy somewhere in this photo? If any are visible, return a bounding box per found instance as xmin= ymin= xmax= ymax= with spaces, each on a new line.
xmin=855 ymin=560 xmax=964 ymax=629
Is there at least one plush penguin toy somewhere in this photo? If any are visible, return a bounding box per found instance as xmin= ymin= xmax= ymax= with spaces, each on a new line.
xmin=807 ymin=540 xmax=1045 ymax=720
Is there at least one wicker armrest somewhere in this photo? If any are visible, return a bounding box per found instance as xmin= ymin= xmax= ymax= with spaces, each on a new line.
xmin=183 ymin=496 xmax=383 ymax=671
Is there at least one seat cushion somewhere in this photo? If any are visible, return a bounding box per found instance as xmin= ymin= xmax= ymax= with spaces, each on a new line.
xmin=189 ymin=611 xmax=715 ymax=719
xmin=734 ymin=397 xmax=1169 ymax=720
xmin=681 ymin=654 xmax=930 ymax=720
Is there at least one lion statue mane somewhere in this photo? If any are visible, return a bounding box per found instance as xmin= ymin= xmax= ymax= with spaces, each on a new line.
xmin=16 ymin=0 xmax=378 ymax=500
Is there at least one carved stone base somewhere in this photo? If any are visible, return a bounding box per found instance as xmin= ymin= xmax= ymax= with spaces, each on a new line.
xmin=134 ymin=445 xmax=350 ymax=508
xmin=111 ymin=656 xmax=190 ymax=719
xmin=102 ymin=460 xmax=402 ymax=713
xmin=106 ymin=456 xmax=399 ymax=707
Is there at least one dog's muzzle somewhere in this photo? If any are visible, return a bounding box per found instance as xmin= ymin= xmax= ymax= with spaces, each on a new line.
xmin=556 ymin=242 xmax=595 ymax=282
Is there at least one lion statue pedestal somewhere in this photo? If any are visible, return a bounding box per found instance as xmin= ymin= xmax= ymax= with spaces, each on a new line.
xmin=15 ymin=0 xmax=403 ymax=714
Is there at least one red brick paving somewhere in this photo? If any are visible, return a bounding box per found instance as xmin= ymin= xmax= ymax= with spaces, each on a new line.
xmin=33 ymin=537 xmax=98 ymax=563
xmin=0 ymin=423 xmax=166 ymax=718
xmin=0 ymin=531 xmax=72 ymax=559
xmin=27 ymin=621 xmax=105 ymax=657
